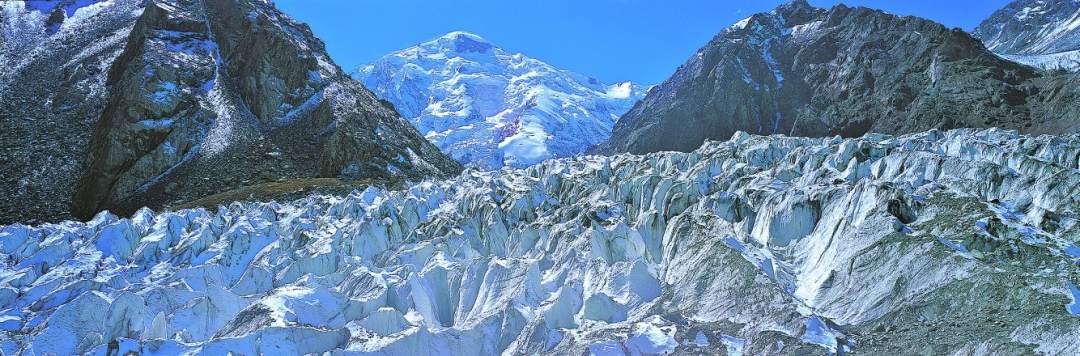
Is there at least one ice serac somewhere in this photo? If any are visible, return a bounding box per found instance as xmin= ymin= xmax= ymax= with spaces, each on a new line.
xmin=974 ymin=0 xmax=1080 ymax=72
xmin=356 ymin=31 xmax=647 ymax=169
xmin=0 ymin=0 xmax=461 ymax=224
xmin=595 ymin=0 xmax=1080 ymax=155
xmin=2 ymin=128 xmax=1079 ymax=354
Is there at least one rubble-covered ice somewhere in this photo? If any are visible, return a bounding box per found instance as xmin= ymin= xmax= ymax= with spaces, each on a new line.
xmin=1 ymin=128 xmax=1079 ymax=354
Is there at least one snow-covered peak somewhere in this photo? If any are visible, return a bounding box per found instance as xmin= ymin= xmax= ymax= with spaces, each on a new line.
xmin=974 ymin=0 xmax=1080 ymax=71
xmin=356 ymin=32 xmax=647 ymax=169
xmin=23 ymin=0 xmax=109 ymax=17
xmin=730 ymin=16 xmax=753 ymax=31
xmin=383 ymin=30 xmax=497 ymax=60
xmin=424 ymin=30 xmax=495 ymax=54
xmin=605 ymin=81 xmax=637 ymax=99
xmin=438 ymin=30 xmax=491 ymax=44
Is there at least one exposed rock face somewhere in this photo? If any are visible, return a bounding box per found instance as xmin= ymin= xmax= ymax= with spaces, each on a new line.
xmin=356 ymin=31 xmax=646 ymax=169
xmin=1 ymin=0 xmax=143 ymax=225
xmin=0 ymin=0 xmax=460 ymax=224
xmin=1 ymin=128 xmax=1078 ymax=354
xmin=596 ymin=0 xmax=1080 ymax=155
xmin=974 ymin=0 xmax=1080 ymax=71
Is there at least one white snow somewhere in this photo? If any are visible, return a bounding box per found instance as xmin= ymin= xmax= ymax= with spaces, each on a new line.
xmin=278 ymin=86 xmax=327 ymax=125
xmin=761 ymin=41 xmax=784 ymax=85
xmin=588 ymin=340 xmax=625 ymax=356
xmin=1002 ymin=49 xmax=1080 ymax=72
xmin=0 ymin=2 xmax=48 ymax=86
xmin=626 ymin=322 xmax=678 ymax=354
xmin=1066 ymin=245 xmax=1080 ymax=264
xmin=732 ymin=16 xmax=753 ymax=31
xmin=1068 ymin=282 xmax=1080 ymax=316
xmin=790 ymin=20 xmax=824 ymax=38
xmin=202 ymin=82 xmax=237 ymax=156
xmin=801 ymin=316 xmax=841 ymax=352
xmin=606 ymin=81 xmax=635 ymax=99
xmin=720 ymin=334 xmax=747 ymax=356
xmin=59 ymin=0 xmax=114 ymax=31
xmin=356 ymin=31 xmax=647 ymax=170
xmin=979 ymin=1 xmax=1080 ymax=71
xmin=691 ymin=331 xmax=709 ymax=347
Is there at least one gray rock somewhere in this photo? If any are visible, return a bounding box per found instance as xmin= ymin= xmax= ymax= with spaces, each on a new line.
xmin=0 ymin=0 xmax=460 ymax=224
xmin=596 ymin=0 xmax=1080 ymax=155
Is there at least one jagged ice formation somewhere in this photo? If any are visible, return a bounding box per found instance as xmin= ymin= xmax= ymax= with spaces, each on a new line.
xmin=1 ymin=129 xmax=1079 ymax=354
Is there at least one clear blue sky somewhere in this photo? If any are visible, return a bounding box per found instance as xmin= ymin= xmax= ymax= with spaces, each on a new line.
xmin=276 ymin=0 xmax=1014 ymax=84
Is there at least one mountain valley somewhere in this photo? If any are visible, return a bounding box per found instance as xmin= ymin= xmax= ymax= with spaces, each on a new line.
xmin=0 ymin=1 xmax=1079 ymax=355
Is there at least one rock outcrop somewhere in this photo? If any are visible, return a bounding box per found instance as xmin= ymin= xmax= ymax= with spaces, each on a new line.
xmin=1 ymin=128 xmax=1078 ymax=354
xmin=596 ymin=0 xmax=1080 ymax=155
xmin=0 ymin=0 xmax=460 ymax=224
xmin=1 ymin=0 xmax=144 ymax=224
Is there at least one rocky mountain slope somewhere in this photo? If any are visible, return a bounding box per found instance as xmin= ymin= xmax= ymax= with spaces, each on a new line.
xmin=0 ymin=0 xmax=460 ymax=225
xmin=595 ymin=0 xmax=1080 ymax=155
xmin=356 ymin=31 xmax=646 ymax=169
xmin=1 ymin=128 xmax=1078 ymax=354
xmin=974 ymin=0 xmax=1080 ymax=71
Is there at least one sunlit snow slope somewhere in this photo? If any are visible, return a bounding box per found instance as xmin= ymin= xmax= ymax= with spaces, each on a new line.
xmin=356 ymin=32 xmax=647 ymax=170
xmin=975 ymin=0 xmax=1080 ymax=71
xmin=2 ymin=129 xmax=1080 ymax=354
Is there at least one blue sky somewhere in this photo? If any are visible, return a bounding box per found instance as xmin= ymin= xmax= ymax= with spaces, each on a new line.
xmin=276 ymin=0 xmax=1014 ymax=84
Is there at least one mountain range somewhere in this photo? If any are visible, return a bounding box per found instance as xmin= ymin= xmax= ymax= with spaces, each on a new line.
xmin=595 ymin=0 xmax=1080 ymax=155
xmin=356 ymin=31 xmax=646 ymax=169
xmin=2 ymin=0 xmax=1080 ymax=355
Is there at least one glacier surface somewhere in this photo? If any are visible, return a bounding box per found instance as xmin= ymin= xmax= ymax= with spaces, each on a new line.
xmin=1 ymin=129 xmax=1080 ymax=354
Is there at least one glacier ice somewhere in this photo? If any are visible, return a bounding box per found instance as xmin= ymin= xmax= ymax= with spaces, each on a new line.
xmin=1 ymin=128 xmax=1079 ymax=354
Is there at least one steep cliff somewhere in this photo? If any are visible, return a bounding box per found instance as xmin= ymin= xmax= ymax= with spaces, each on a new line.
xmin=0 ymin=0 xmax=460 ymax=223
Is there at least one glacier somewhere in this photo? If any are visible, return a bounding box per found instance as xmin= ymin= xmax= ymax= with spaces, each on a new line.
xmin=1 ymin=128 xmax=1080 ymax=354
xmin=356 ymin=31 xmax=647 ymax=170
xmin=1002 ymin=49 xmax=1080 ymax=72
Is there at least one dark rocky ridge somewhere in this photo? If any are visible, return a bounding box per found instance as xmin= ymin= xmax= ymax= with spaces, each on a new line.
xmin=0 ymin=0 xmax=461 ymax=224
xmin=1 ymin=0 xmax=144 ymax=225
xmin=596 ymin=0 xmax=1080 ymax=155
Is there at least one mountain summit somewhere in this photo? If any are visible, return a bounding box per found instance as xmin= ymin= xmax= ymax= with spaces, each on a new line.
xmin=595 ymin=1 xmax=1080 ymax=154
xmin=974 ymin=0 xmax=1080 ymax=71
xmin=356 ymin=31 xmax=646 ymax=169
